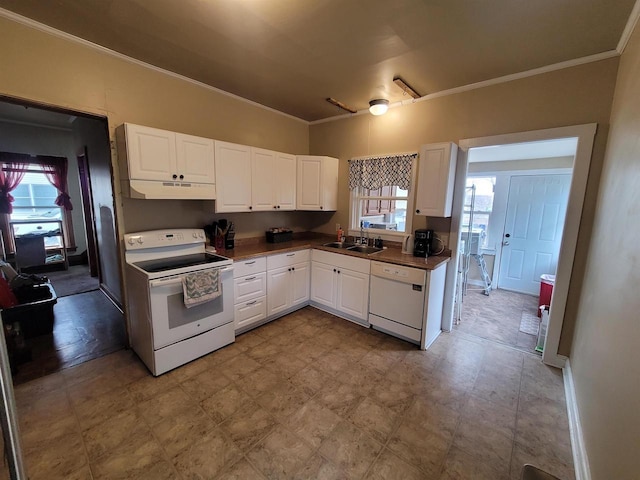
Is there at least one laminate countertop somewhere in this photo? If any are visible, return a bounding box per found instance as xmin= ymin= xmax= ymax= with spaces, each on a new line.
xmin=218 ymin=237 xmax=450 ymax=271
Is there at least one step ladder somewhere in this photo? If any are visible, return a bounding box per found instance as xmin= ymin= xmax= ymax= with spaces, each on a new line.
xmin=472 ymin=253 xmax=492 ymax=295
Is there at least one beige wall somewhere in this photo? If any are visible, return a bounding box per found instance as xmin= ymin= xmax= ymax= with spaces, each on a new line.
xmin=310 ymin=59 xmax=619 ymax=355
xmin=0 ymin=17 xmax=310 ymax=240
xmin=569 ymin=24 xmax=640 ymax=480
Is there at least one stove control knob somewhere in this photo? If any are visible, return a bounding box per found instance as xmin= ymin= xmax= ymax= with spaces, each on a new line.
xmin=137 ymin=237 xmax=143 ymax=244
xmin=127 ymin=237 xmax=135 ymax=245
xmin=192 ymin=232 xmax=198 ymax=238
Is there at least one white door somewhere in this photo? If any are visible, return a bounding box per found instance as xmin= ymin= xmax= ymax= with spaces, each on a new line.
xmin=252 ymin=148 xmax=276 ymax=211
xmin=291 ymin=261 xmax=310 ymax=307
xmin=267 ymin=266 xmax=290 ymax=316
xmin=175 ymin=133 xmax=215 ymax=183
xmin=297 ymin=156 xmax=322 ymax=210
xmin=215 ymin=141 xmax=252 ymax=212
xmin=275 ymin=153 xmax=297 ymax=210
xmin=126 ymin=124 xmax=176 ymax=181
xmin=498 ymin=175 xmax=571 ymax=294
xmin=310 ymin=261 xmax=336 ymax=308
xmin=336 ymin=268 xmax=370 ymax=321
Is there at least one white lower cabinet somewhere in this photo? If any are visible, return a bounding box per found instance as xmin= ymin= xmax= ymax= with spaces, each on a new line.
xmin=310 ymin=250 xmax=370 ymax=324
xmin=266 ymin=250 xmax=310 ymax=319
xmin=233 ymin=257 xmax=267 ymax=333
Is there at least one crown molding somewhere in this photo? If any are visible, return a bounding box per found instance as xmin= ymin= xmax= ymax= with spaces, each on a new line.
xmin=617 ymin=0 xmax=640 ymax=54
xmin=0 ymin=7 xmax=308 ymax=125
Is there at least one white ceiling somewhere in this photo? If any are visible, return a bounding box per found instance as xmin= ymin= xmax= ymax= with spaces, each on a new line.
xmin=0 ymin=0 xmax=636 ymax=121
xmin=468 ymin=138 xmax=579 ymax=163
xmin=0 ymin=101 xmax=76 ymax=129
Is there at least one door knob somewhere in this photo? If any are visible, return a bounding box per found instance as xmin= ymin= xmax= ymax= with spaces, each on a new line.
xmin=505 ymin=233 xmax=511 ymax=238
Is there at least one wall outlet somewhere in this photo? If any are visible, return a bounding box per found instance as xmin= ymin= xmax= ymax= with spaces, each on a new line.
xmin=336 ymin=223 xmax=341 ymax=231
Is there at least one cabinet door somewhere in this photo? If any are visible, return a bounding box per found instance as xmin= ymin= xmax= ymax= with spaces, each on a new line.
xmin=274 ymin=153 xmax=296 ymax=210
xmin=267 ymin=266 xmax=291 ymax=317
xmin=415 ymin=142 xmax=458 ymax=217
xmin=251 ymin=148 xmax=276 ymax=211
xmin=176 ymin=133 xmax=215 ymax=184
xmin=296 ymin=156 xmax=322 ymax=210
xmin=310 ymin=261 xmax=336 ymax=308
xmin=336 ymin=268 xmax=370 ymax=321
xmin=290 ymin=261 xmax=310 ymax=307
xmin=215 ymin=141 xmax=252 ymax=212
xmin=126 ymin=124 xmax=176 ymax=181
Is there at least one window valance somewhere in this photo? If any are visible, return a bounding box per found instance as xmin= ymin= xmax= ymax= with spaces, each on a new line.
xmin=348 ymin=153 xmax=416 ymax=191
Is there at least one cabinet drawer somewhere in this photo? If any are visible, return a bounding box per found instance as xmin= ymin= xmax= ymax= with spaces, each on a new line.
xmin=233 ymin=256 xmax=266 ymax=278
xmin=234 ymin=296 xmax=267 ymax=331
xmin=267 ymin=249 xmax=310 ymax=270
xmin=234 ymin=272 xmax=266 ymax=303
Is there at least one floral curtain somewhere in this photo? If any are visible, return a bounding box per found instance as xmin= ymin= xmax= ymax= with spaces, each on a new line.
xmin=0 ymin=153 xmax=31 ymax=214
xmin=38 ymin=156 xmax=73 ymax=211
xmin=348 ymin=153 xmax=416 ymax=190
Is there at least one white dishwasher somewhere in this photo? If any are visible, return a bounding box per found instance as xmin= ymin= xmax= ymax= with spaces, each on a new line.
xmin=369 ymin=261 xmax=443 ymax=349
xmin=369 ymin=261 xmax=426 ymax=345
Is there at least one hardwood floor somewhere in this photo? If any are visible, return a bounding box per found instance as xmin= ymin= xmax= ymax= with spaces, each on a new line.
xmin=11 ymin=290 xmax=126 ymax=385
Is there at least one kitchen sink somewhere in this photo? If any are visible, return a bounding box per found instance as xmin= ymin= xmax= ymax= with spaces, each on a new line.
xmin=323 ymin=241 xmax=356 ymax=249
xmin=347 ymin=245 xmax=383 ymax=254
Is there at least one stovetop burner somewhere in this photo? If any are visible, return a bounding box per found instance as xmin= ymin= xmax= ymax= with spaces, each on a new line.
xmin=133 ymin=253 xmax=229 ymax=273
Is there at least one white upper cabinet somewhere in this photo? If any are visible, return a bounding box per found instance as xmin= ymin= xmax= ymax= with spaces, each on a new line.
xmin=217 ymin=145 xmax=298 ymax=212
xmin=122 ymin=124 xmax=215 ymax=184
xmin=215 ymin=141 xmax=252 ymax=212
xmin=175 ymin=133 xmax=216 ymax=183
xmin=415 ymin=142 xmax=458 ymax=217
xmin=296 ymin=156 xmax=338 ymax=211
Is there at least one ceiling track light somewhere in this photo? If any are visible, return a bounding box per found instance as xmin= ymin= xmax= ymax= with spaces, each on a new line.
xmin=326 ymin=97 xmax=357 ymax=114
xmin=369 ymin=99 xmax=389 ymax=116
xmin=393 ymin=76 xmax=421 ymax=99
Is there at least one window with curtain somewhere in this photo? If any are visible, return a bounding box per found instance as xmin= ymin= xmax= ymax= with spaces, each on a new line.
xmin=348 ymin=153 xmax=417 ymax=235
xmin=0 ymin=152 xmax=75 ymax=254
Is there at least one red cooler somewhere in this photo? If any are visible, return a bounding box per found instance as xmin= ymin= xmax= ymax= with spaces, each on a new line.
xmin=538 ymin=274 xmax=555 ymax=317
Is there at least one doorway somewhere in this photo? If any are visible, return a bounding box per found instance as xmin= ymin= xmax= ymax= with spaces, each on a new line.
xmin=0 ymin=97 xmax=125 ymax=384
xmin=443 ymin=124 xmax=597 ymax=367
xmin=456 ymin=163 xmax=573 ymax=354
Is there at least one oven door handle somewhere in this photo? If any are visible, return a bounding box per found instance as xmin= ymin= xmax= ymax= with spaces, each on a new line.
xmin=149 ymin=266 xmax=233 ymax=288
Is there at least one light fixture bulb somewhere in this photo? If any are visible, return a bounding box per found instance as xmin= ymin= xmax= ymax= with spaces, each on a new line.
xmin=369 ymin=99 xmax=389 ymax=116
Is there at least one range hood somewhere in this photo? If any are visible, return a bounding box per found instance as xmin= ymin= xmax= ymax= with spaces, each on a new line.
xmin=122 ymin=179 xmax=216 ymax=200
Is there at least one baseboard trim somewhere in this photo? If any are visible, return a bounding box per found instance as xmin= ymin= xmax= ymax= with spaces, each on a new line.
xmin=563 ymin=359 xmax=591 ymax=480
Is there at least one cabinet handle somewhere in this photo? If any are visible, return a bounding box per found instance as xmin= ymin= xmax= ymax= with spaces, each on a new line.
xmin=416 ymin=209 xmax=420 ymax=214
xmin=179 ymin=174 xmax=184 ymax=180
xmin=277 ymin=205 xmax=281 ymax=209
xmin=337 ymin=270 xmax=340 ymax=274
xmin=288 ymin=268 xmax=292 ymax=272
xmin=273 ymin=206 xmax=277 ymax=209
xmin=244 ymin=276 xmax=256 ymax=281
xmin=333 ymin=268 xmax=337 ymax=272
xmin=249 ymin=206 xmax=253 ymax=210
xmin=246 ymin=300 xmax=257 ymax=306
xmin=172 ymin=174 xmax=178 ymax=179
xmin=286 ymin=253 xmax=295 ymax=257
xmin=320 ymin=206 xmax=324 ymax=210
xmin=245 ymin=261 xmax=256 ymax=265
xmin=291 ymin=267 xmax=295 ymax=271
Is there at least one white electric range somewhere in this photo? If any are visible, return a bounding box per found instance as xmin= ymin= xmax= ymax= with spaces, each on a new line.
xmin=124 ymin=228 xmax=234 ymax=375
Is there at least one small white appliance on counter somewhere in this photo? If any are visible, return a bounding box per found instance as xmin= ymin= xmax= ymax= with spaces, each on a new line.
xmin=368 ymin=261 xmax=446 ymax=350
xmin=124 ymin=229 xmax=234 ymax=375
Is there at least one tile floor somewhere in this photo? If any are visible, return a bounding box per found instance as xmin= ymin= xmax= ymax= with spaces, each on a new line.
xmin=10 ymin=306 xmax=574 ymax=479
xmin=456 ymin=288 xmax=540 ymax=354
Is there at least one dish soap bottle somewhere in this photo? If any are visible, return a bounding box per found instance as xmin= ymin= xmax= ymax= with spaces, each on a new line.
xmin=337 ymin=227 xmax=343 ymax=242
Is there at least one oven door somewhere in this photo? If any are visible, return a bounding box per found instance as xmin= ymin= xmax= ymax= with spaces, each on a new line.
xmin=148 ymin=266 xmax=233 ymax=349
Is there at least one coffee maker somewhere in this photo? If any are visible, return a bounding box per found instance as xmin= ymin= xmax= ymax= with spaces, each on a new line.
xmin=413 ymin=229 xmax=434 ymax=257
